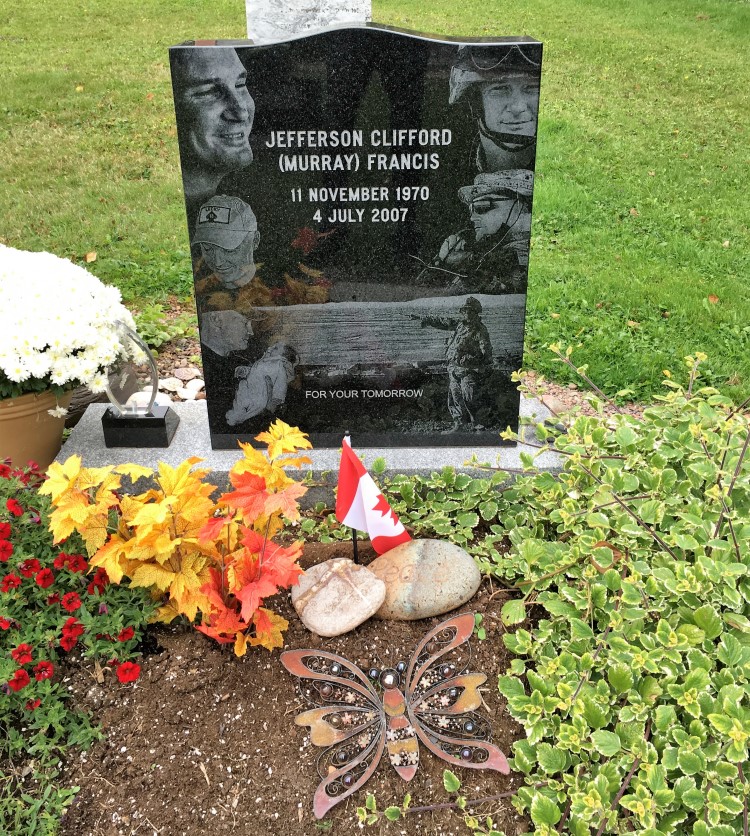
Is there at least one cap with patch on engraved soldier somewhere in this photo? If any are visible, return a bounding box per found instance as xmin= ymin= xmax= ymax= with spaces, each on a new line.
xmin=193 ymin=195 xmax=257 ymax=250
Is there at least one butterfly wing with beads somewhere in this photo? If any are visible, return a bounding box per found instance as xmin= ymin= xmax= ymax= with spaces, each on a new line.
xmin=280 ymin=650 xmax=386 ymax=818
xmin=404 ymin=612 xmax=510 ymax=773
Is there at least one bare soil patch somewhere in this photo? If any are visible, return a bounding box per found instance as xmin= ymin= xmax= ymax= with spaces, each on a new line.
xmin=58 ymin=542 xmax=528 ymax=836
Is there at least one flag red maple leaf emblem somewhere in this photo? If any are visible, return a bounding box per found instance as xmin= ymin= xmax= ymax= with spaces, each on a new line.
xmin=372 ymin=493 xmax=400 ymax=525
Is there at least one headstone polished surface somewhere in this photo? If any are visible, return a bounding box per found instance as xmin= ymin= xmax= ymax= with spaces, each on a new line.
xmin=246 ymin=0 xmax=370 ymax=43
xmin=170 ymin=26 xmax=543 ymax=449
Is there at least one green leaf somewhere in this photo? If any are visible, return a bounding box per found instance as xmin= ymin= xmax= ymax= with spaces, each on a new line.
xmin=479 ymin=500 xmax=498 ymax=520
xmin=365 ymin=794 xmax=376 ymax=812
xmin=615 ymin=426 xmax=639 ymax=447
xmin=608 ymin=664 xmax=633 ymax=694
xmin=383 ymin=807 xmax=401 ymax=821
xmin=501 ymin=598 xmax=526 ymax=626
xmin=707 ymin=714 xmax=733 ymax=735
xmin=582 ymin=697 xmax=609 ymax=729
xmin=678 ymin=749 xmax=705 ymax=775
xmin=530 ymin=793 xmax=561 ymax=826
xmin=456 ymin=512 xmax=479 ymax=529
xmin=693 ymin=604 xmax=723 ymax=640
xmin=443 ymin=770 xmax=461 ymax=793
xmin=724 ymin=612 xmax=750 ymax=632
xmin=591 ymin=730 xmax=622 ymax=757
xmin=655 ymin=705 xmax=677 ymax=731
xmin=536 ymin=743 xmax=567 ymax=773
xmin=682 ymin=788 xmax=705 ymax=811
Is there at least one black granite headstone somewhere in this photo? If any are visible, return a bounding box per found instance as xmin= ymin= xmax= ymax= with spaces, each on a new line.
xmin=170 ymin=24 xmax=542 ymax=448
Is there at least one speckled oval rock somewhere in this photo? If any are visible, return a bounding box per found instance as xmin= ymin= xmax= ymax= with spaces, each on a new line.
xmin=368 ymin=540 xmax=481 ymax=620
xmin=291 ymin=558 xmax=386 ymax=637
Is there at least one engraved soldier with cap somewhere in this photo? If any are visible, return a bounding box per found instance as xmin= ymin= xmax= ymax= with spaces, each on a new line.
xmin=193 ymin=194 xmax=260 ymax=290
xmin=449 ymin=44 xmax=541 ymax=173
xmin=409 ymin=297 xmax=493 ymax=433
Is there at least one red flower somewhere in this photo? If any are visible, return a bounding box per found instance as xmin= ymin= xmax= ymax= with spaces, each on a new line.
xmin=117 ymin=626 xmax=135 ymax=642
xmin=60 ymin=635 xmax=78 ymax=651
xmin=24 ymin=698 xmax=41 ymax=711
xmin=53 ymin=553 xmax=68 ymax=570
xmin=10 ymin=643 xmax=33 ymax=664
xmin=61 ymin=616 xmax=85 ymax=638
xmin=35 ymin=568 xmax=55 ymax=588
xmin=67 ymin=554 xmax=88 ymax=573
xmin=115 ymin=661 xmax=141 ymax=683
xmin=1 ymin=574 xmax=21 ymax=593
xmin=33 ymin=660 xmax=54 ymax=680
xmin=87 ymin=567 xmax=109 ymax=595
xmin=6 ymin=499 xmax=23 ymax=517
xmin=0 ymin=522 xmax=10 ymax=538
xmin=61 ymin=592 xmax=81 ymax=612
xmin=0 ymin=617 xmax=11 ymax=630
xmin=19 ymin=558 xmax=40 ymax=578
xmin=8 ymin=669 xmax=30 ymax=692
xmin=0 ymin=464 xmax=10 ymax=479
xmin=0 ymin=541 xmax=11 ymax=562
xmin=47 ymin=593 xmax=60 ymax=605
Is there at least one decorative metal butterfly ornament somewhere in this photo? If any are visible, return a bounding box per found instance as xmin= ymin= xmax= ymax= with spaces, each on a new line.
xmin=281 ymin=612 xmax=509 ymax=818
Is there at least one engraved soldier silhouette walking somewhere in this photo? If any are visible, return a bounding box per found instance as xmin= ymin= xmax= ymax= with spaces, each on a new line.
xmin=411 ymin=297 xmax=493 ymax=432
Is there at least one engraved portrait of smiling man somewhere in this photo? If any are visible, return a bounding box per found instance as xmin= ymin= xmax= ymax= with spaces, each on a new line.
xmin=171 ymin=47 xmax=256 ymax=223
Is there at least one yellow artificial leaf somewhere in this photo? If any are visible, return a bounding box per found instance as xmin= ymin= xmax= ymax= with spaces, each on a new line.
xmin=156 ymin=458 xmax=211 ymax=497
xmin=80 ymin=511 xmax=110 ymax=554
xmin=117 ymin=494 xmax=145 ymax=528
xmin=150 ymin=598 xmax=183 ymax=624
xmin=234 ymin=631 xmax=248 ymax=657
xmin=39 ymin=455 xmax=83 ymax=501
xmin=90 ymin=537 xmax=129 ymax=584
xmin=168 ymin=551 xmax=207 ymax=604
xmin=254 ymin=420 xmax=311 ymax=461
xmin=130 ymin=501 xmax=170 ymax=529
xmin=115 ymin=463 xmax=154 ymax=481
xmin=250 ymin=608 xmax=288 ymax=651
xmin=130 ymin=562 xmax=176 ymax=592
xmin=77 ymin=465 xmax=117 ymax=492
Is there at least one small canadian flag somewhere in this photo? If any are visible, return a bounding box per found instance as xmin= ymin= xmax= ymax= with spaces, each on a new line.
xmin=335 ymin=436 xmax=411 ymax=555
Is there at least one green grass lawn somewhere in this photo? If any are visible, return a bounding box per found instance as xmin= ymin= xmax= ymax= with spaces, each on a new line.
xmin=1 ymin=0 xmax=748 ymax=400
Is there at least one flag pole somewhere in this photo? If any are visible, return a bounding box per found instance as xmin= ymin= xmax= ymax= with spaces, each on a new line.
xmin=344 ymin=430 xmax=359 ymax=564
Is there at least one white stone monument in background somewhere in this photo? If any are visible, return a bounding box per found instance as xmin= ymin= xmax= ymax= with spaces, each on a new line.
xmin=247 ymin=0 xmax=371 ymax=42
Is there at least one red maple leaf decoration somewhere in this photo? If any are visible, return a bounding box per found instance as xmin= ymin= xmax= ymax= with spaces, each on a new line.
xmin=291 ymin=226 xmax=336 ymax=255
xmin=372 ymin=493 xmax=400 ymax=525
xmin=291 ymin=227 xmax=318 ymax=255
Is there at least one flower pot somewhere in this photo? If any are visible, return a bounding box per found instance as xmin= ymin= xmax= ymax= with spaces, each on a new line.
xmin=0 ymin=390 xmax=73 ymax=471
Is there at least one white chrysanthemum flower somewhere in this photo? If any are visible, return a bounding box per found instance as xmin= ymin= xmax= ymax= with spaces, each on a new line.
xmin=0 ymin=245 xmax=142 ymax=395
xmin=47 ymin=405 xmax=69 ymax=418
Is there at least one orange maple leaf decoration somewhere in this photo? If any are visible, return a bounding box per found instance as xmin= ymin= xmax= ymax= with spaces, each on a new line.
xmin=45 ymin=420 xmax=310 ymax=658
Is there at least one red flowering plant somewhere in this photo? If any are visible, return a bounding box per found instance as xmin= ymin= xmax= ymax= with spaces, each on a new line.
xmin=0 ymin=459 xmax=157 ymax=815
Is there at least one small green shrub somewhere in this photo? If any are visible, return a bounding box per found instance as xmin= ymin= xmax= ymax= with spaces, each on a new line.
xmin=490 ymin=355 xmax=750 ymax=834
xmin=133 ymin=302 xmax=197 ymax=351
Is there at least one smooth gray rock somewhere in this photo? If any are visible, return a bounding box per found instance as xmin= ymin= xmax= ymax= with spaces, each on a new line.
xmin=369 ymin=540 xmax=481 ymax=620
xmin=291 ymin=558 xmax=385 ymax=637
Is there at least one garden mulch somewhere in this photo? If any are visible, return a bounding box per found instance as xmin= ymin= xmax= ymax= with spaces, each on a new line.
xmin=56 ymin=542 xmax=529 ymax=836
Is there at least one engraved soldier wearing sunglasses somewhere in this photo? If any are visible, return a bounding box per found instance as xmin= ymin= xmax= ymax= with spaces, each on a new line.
xmin=449 ymin=44 xmax=541 ymax=173
xmin=435 ymin=170 xmax=533 ymax=294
